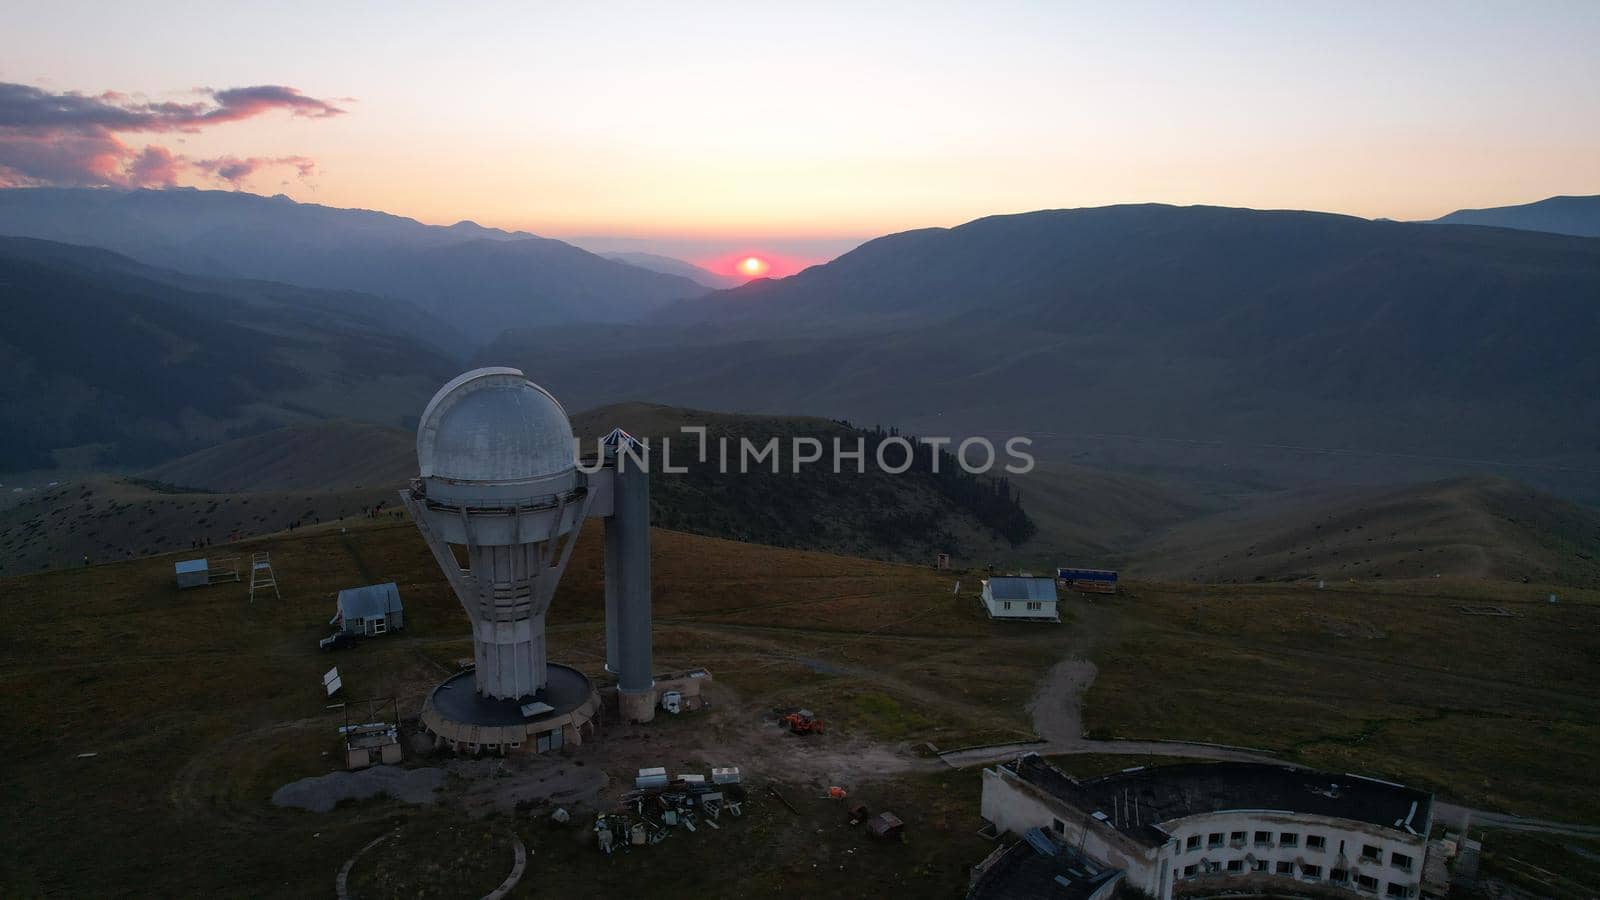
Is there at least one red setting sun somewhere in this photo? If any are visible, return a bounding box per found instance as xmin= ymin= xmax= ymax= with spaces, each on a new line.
xmin=699 ymin=251 xmax=817 ymax=282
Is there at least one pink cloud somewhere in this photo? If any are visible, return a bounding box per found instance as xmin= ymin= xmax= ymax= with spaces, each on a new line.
xmin=193 ymin=154 xmax=316 ymax=185
xmin=127 ymin=145 xmax=182 ymax=186
xmin=0 ymin=81 xmax=343 ymax=188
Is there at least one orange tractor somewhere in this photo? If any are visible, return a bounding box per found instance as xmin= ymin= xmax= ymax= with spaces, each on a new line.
xmin=780 ymin=709 xmax=825 ymax=735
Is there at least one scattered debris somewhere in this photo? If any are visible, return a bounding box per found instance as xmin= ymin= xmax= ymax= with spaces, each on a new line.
xmin=867 ymin=811 xmax=905 ymax=840
xmin=75 ymin=752 xmax=98 ymax=759
xmin=551 ymin=807 xmax=570 ymax=824
xmin=826 ymin=786 xmax=848 ymax=799
xmin=593 ymin=768 xmax=750 ymax=855
xmin=767 ymin=783 xmax=800 ymax=815
xmin=848 ymin=802 xmax=870 ymax=825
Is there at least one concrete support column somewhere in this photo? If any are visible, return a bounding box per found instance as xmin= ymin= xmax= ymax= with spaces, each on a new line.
xmin=613 ymin=457 xmax=655 ymax=721
xmin=603 ymin=517 xmax=621 ymax=674
xmin=468 ymin=541 xmax=549 ymax=700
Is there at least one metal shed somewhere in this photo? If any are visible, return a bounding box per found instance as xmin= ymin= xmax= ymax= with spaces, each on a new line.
xmin=333 ymin=583 xmax=405 ymax=636
xmin=175 ymin=558 xmax=210 ymax=589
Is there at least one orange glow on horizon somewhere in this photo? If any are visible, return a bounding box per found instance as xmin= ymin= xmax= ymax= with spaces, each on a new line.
xmin=702 ymin=251 xmax=813 ymax=281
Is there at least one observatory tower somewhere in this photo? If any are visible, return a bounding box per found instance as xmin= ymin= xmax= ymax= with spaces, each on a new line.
xmin=402 ymin=368 xmax=657 ymax=754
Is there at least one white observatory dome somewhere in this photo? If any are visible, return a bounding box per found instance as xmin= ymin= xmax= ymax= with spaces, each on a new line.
xmin=416 ymin=367 xmax=576 ymax=485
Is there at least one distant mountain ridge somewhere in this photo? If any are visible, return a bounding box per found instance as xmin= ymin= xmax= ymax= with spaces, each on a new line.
xmin=0 ymin=187 xmax=708 ymax=342
xmin=1431 ymin=194 xmax=1600 ymax=237
xmin=601 ymin=251 xmax=740 ymax=289
xmin=0 ymin=236 xmax=457 ymax=470
xmin=486 ymin=203 xmax=1600 ymax=503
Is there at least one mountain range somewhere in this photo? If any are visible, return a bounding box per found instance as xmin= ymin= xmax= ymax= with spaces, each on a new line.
xmin=0 ymin=187 xmax=708 ymax=344
xmin=600 ymin=251 xmax=741 ymax=289
xmin=1431 ymin=194 xmax=1600 ymax=237
xmin=484 ymin=203 xmax=1600 ymax=501
xmin=4 ymin=188 xmax=1600 ymax=511
xmin=0 ymin=236 xmax=456 ymax=469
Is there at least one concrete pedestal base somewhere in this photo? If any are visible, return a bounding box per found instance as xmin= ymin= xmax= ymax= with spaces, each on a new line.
xmin=420 ymin=664 xmax=599 ymax=755
xmin=619 ymin=687 xmax=658 ymax=723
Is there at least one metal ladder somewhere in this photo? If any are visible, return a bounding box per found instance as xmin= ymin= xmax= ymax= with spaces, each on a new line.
xmin=249 ymin=551 xmax=280 ymax=602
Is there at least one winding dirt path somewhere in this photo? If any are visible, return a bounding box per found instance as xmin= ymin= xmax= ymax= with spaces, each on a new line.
xmin=937 ymin=636 xmax=1600 ymax=837
xmin=939 ymin=655 xmax=1283 ymax=768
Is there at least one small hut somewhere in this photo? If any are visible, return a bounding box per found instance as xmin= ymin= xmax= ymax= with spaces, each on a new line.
xmin=332 ymin=583 xmax=404 ymax=637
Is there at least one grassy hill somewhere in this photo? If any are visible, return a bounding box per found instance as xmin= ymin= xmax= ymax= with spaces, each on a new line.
xmin=1127 ymin=476 xmax=1600 ymax=588
xmin=141 ymin=421 xmax=416 ymax=493
xmin=0 ymin=520 xmax=1026 ymax=898
xmin=2 ymin=513 xmax=1595 ymax=897
xmin=0 ymin=476 xmax=393 ymax=574
xmin=1083 ymin=578 xmax=1600 ymax=825
xmin=20 ymin=410 xmax=1599 ymax=590
xmin=4 ymin=405 xmax=1044 ymax=572
xmin=573 ymin=402 xmax=1038 ymax=564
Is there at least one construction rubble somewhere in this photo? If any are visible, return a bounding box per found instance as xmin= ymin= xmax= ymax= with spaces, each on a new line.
xmin=592 ymin=766 xmax=748 ymax=855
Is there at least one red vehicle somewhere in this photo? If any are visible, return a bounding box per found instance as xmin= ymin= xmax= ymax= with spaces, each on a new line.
xmin=780 ymin=710 xmax=825 ymax=735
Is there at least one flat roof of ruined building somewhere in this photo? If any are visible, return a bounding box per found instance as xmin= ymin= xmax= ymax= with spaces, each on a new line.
xmin=1005 ymin=756 xmax=1432 ymax=848
xmin=967 ymin=828 xmax=1121 ymax=900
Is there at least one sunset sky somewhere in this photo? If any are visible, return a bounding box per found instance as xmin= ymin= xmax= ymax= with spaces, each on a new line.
xmin=4 ymin=1 xmax=1598 ymax=273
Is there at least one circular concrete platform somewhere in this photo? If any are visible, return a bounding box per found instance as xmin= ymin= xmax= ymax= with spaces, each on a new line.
xmin=420 ymin=663 xmax=599 ymax=754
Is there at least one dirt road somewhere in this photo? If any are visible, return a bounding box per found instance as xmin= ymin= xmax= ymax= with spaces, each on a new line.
xmin=939 ymin=655 xmax=1282 ymax=768
xmin=938 ymin=636 xmax=1600 ymax=837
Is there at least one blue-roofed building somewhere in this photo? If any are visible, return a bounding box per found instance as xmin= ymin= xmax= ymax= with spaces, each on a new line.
xmin=1057 ymin=567 xmax=1119 ymax=594
xmin=981 ymin=576 xmax=1060 ymax=622
xmin=175 ymin=558 xmax=210 ymax=589
xmin=332 ymin=582 xmax=405 ymax=636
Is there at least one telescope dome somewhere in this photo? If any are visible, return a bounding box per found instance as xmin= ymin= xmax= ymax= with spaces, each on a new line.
xmin=417 ymin=367 xmax=575 ymax=484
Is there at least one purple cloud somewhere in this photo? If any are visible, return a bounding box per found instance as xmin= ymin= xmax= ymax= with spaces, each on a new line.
xmin=0 ymin=81 xmax=343 ymax=188
xmin=194 ymin=154 xmax=316 ymax=184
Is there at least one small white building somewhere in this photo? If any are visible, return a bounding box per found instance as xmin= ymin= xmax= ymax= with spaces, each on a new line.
xmin=981 ymin=576 xmax=1060 ymax=621
xmin=332 ymin=582 xmax=405 ymax=636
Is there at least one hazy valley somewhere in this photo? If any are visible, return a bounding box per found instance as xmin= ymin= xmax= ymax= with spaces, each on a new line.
xmin=4 ymin=189 xmax=1599 ymax=590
